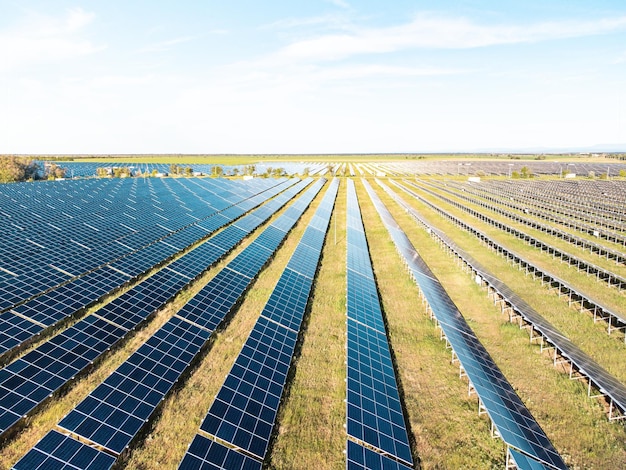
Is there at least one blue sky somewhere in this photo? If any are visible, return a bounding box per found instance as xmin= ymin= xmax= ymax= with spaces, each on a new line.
xmin=2 ymin=1 xmax=626 ymax=154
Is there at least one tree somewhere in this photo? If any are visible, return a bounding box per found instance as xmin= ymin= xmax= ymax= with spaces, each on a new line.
xmin=620 ymin=169 xmax=626 ymax=178
xmin=520 ymin=166 xmax=532 ymax=178
xmin=96 ymin=167 xmax=110 ymax=178
xmin=0 ymin=156 xmax=40 ymax=183
xmin=211 ymin=166 xmax=224 ymax=177
xmin=112 ymin=167 xmax=131 ymax=178
xmin=185 ymin=167 xmax=193 ymax=176
xmin=45 ymin=163 xmax=67 ymax=180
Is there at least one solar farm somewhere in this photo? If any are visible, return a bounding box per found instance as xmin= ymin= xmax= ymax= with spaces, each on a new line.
xmin=1 ymin=160 xmax=626 ymax=469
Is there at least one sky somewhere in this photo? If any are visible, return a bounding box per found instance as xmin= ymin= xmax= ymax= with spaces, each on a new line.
xmin=2 ymin=0 xmax=626 ymax=154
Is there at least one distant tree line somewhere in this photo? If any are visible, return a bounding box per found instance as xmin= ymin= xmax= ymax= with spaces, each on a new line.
xmin=0 ymin=156 xmax=67 ymax=183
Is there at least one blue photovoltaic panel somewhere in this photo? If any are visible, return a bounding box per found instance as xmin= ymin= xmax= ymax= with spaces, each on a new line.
xmin=207 ymin=226 xmax=249 ymax=251
xmin=346 ymin=245 xmax=375 ymax=280
xmin=0 ymin=312 xmax=43 ymax=355
xmin=346 ymin=440 xmax=413 ymax=470
xmin=32 ymin=180 xmax=319 ymax=461
xmin=262 ymin=268 xmax=313 ymax=332
xmin=346 ymin=319 xmax=412 ymax=465
xmin=179 ymin=434 xmax=262 ymax=470
xmin=11 ymin=177 xmax=320 ymax=465
xmin=225 ymin=245 xmax=272 ymax=279
xmin=509 ymin=448 xmax=556 ymax=470
xmin=345 ymin=179 xmax=413 ymax=468
xmin=13 ymin=430 xmax=115 ymax=470
xmin=200 ymin=316 xmax=297 ymax=458
xmin=0 ymin=314 xmax=127 ymax=434
xmin=346 ymin=270 xmax=386 ymax=334
xmin=176 ymin=269 xmax=251 ymax=331
xmin=269 ymin=213 xmax=299 ymax=233
xmin=283 ymin=243 xmax=320 ymax=280
xmin=197 ymin=213 xmax=230 ymax=233
xmin=96 ymin=269 xmax=188 ymax=330
xmin=253 ymin=226 xmax=290 ymax=252
xmin=166 ymin=242 xmax=224 ymax=279
xmin=177 ymin=179 xmax=337 ymax=469
xmin=59 ymin=316 xmax=210 ymax=454
xmin=367 ymin=179 xmax=568 ymax=470
xmin=234 ymin=213 xmax=265 ymax=233
xmin=298 ymin=226 xmax=327 ymax=251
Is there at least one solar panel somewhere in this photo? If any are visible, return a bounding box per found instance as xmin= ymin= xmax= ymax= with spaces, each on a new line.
xmin=176 ymin=269 xmax=251 ymax=331
xmin=345 ymin=179 xmax=413 ymax=467
xmin=201 ymin=316 xmax=297 ymax=458
xmin=346 ymin=440 xmax=413 ymax=470
xmin=225 ymin=244 xmax=272 ymax=279
xmin=346 ymin=319 xmax=412 ymax=464
xmin=367 ymin=179 xmax=568 ymax=470
xmin=282 ymin=243 xmax=320 ymax=280
xmin=59 ymin=316 xmax=211 ymax=454
xmin=12 ymin=179 xmax=324 ymax=465
xmin=252 ymin=226 xmax=289 ymax=252
xmin=179 ymin=434 xmax=262 ymax=470
xmin=177 ymin=178 xmax=337 ymax=468
xmin=346 ymin=270 xmax=386 ymax=334
xmin=12 ymin=430 xmax=115 ymax=470
xmin=0 ymin=311 xmax=43 ymax=355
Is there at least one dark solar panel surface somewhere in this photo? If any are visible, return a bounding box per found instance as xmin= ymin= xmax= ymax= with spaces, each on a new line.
xmin=0 ymin=312 xmax=43 ymax=355
xmin=14 ymin=178 xmax=322 ymax=466
xmin=179 ymin=434 xmax=262 ymax=470
xmin=368 ymin=179 xmax=567 ymax=470
xmin=201 ymin=316 xmax=297 ymax=457
xmin=178 ymin=178 xmax=337 ymax=467
xmin=59 ymin=317 xmax=210 ymax=453
xmin=345 ymin=179 xmax=413 ymax=467
xmin=12 ymin=430 xmax=115 ymax=470
xmin=346 ymin=440 xmax=413 ymax=470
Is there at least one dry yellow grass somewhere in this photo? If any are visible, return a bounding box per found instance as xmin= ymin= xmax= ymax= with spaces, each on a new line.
xmin=268 ymin=181 xmax=346 ymax=470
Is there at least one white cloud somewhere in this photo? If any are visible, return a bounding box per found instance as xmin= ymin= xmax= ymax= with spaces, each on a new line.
xmin=0 ymin=8 xmax=102 ymax=71
xmin=326 ymin=0 xmax=350 ymax=9
xmin=275 ymin=13 xmax=626 ymax=62
xmin=135 ymin=36 xmax=194 ymax=53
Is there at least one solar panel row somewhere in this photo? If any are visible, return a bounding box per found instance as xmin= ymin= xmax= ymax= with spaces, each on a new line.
xmin=1 ymin=179 xmax=309 ymax=438
xmin=446 ymin=179 xmax=626 ymax=245
xmin=14 ymin=178 xmax=324 ymax=468
xmin=178 ymin=178 xmax=338 ymax=469
xmin=387 ymin=182 xmax=626 ymax=423
xmin=346 ymin=440 xmax=413 ymax=470
xmin=412 ymin=181 xmax=626 ymax=291
xmin=395 ymin=180 xmax=626 ymax=335
xmin=0 ymin=179 xmax=299 ymax=360
xmin=419 ymin=179 xmax=626 ymax=266
xmin=366 ymin=179 xmax=567 ymax=470
xmin=345 ymin=179 xmax=413 ymax=469
xmin=0 ymin=177 xmax=289 ymax=312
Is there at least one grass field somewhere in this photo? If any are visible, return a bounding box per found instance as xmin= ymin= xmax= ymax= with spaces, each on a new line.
xmin=1 ymin=174 xmax=625 ymax=469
